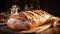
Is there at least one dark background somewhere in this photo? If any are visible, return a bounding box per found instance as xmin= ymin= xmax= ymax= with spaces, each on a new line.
xmin=0 ymin=0 xmax=60 ymax=17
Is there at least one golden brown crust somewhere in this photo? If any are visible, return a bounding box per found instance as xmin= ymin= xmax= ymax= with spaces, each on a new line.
xmin=7 ymin=10 xmax=52 ymax=30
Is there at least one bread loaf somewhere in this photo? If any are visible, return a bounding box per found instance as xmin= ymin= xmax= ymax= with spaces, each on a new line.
xmin=7 ymin=10 xmax=52 ymax=30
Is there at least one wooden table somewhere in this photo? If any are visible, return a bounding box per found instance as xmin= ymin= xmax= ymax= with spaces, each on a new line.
xmin=0 ymin=23 xmax=60 ymax=34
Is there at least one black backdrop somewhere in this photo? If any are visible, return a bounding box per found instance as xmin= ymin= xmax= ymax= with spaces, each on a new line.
xmin=0 ymin=0 xmax=60 ymax=17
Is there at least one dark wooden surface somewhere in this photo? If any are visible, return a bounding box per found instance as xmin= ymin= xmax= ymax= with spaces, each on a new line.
xmin=0 ymin=22 xmax=60 ymax=34
xmin=0 ymin=26 xmax=60 ymax=34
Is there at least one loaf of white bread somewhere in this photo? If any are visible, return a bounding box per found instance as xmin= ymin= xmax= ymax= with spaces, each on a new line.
xmin=7 ymin=10 xmax=52 ymax=30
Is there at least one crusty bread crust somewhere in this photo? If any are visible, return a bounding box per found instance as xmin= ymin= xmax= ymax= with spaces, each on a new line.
xmin=7 ymin=10 xmax=52 ymax=30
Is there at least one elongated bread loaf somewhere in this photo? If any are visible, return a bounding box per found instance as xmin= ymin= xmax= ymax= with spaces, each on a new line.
xmin=7 ymin=10 xmax=52 ymax=30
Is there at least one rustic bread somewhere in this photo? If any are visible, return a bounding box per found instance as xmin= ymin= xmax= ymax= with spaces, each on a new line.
xmin=7 ymin=10 xmax=52 ymax=30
